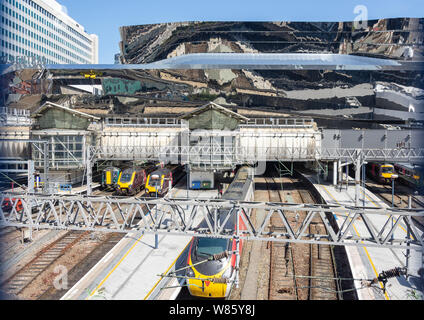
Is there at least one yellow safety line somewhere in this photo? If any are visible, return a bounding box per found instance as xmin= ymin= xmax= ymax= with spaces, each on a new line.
xmin=87 ymin=232 xmax=145 ymax=298
xmin=143 ymin=240 xmax=192 ymax=300
xmin=87 ymin=188 xmax=182 ymax=299
xmin=360 ymin=188 xmax=412 ymax=238
xmin=321 ymin=185 xmax=390 ymax=300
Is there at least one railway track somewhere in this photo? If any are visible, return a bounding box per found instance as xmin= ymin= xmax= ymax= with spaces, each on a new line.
xmin=266 ymin=177 xmax=298 ymax=300
xmin=0 ymin=231 xmax=89 ymax=296
xmin=297 ymin=186 xmax=339 ymax=300
xmin=265 ymin=174 xmax=338 ymax=300
xmin=0 ymin=188 xmax=148 ymax=299
xmin=365 ymin=181 xmax=424 ymax=228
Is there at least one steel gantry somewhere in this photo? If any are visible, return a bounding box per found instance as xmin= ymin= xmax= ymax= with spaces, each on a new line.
xmin=0 ymin=193 xmax=422 ymax=251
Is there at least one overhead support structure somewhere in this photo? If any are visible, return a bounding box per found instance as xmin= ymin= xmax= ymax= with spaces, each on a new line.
xmin=0 ymin=193 xmax=422 ymax=252
xmin=0 ymin=139 xmax=49 ymax=193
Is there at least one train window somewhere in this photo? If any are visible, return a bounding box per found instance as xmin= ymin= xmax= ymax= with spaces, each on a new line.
xmin=381 ymin=167 xmax=393 ymax=173
xmin=196 ymin=238 xmax=228 ymax=257
xmin=120 ymin=170 xmax=133 ymax=182
xmin=149 ymin=174 xmax=161 ymax=186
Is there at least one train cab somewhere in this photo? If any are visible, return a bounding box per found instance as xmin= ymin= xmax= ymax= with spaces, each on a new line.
xmin=116 ymin=167 xmax=147 ymax=195
xmin=102 ymin=166 xmax=120 ymax=190
xmin=186 ymin=237 xmax=234 ymax=298
xmin=145 ymin=168 xmax=172 ymax=197
xmin=368 ymin=163 xmax=395 ymax=184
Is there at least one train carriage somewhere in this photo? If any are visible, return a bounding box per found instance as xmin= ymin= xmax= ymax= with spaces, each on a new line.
xmin=366 ymin=163 xmax=395 ymax=184
xmin=185 ymin=166 xmax=253 ymax=298
xmin=101 ymin=166 xmax=121 ymax=190
xmin=394 ymin=163 xmax=424 ymax=190
xmin=145 ymin=165 xmax=184 ymax=197
xmin=116 ymin=164 xmax=157 ymax=195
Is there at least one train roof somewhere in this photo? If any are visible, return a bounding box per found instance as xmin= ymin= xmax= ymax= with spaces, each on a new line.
xmin=150 ymin=168 xmax=171 ymax=176
xmin=103 ymin=166 xmax=120 ymax=171
xmin=395 ymin=163 xmax=422 ymax=170
xmin=222 ymin=166 xmax=252 ymax=200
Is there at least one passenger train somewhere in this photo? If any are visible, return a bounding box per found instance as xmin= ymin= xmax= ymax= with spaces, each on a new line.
xmin=101 ymin=166 xmax=121 ymax=190
xmin=116 ymin=163 xmax=157 ymax=195
xmin=394 ymin=163 xmax=424 ymax=190
xmin=366 ymin=163 xmax=395 ymax=184
xmin=145 ymin=165 xmax=184 ymax=197
xmin=185 ymin=166 xmax=253 ymax=298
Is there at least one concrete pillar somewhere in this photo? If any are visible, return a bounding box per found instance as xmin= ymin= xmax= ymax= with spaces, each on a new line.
xmin=86 ymin=147 xmax=92 ymax=195
xmin=355 ymin=157 xmax=361 ymax=207
xmin=333 ymin=161 xmax=338 ymax=186
xmin=338 ymin=159 xmax=342 ymax=184
xmin=43 ymin=142 xmax=49 ymax=194
xmin=27 ymin=160 xmax=34 ymax=193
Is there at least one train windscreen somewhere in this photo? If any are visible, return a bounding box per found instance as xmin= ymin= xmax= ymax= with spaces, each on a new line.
xmin=120 ymin=169 xmax=133 ymax=183
xmin=196 ymin=238 xmax=227 ymax=258
xmin=148 ymin=173 xmax=161 ymax=187
xmin=382 ymin=166 xmax=393 ymax=173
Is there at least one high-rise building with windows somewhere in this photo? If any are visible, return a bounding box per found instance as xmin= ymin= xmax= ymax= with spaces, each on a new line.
xmin=0 ymin=0 xmax=98 ymax=64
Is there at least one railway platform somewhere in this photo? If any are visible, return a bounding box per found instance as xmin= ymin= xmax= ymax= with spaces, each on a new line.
xmin=60 ymin=181 xmax=219 ymax=300
xmin=300 ymin=170 xmax=424 ymax=300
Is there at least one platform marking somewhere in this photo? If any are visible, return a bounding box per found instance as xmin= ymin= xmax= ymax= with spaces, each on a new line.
xmin=86 ymin=232 xmax=146 ymax=299
xmin=86 ymin=187 xmax=184 ymax=299
xmin=143 ymin=239 xmax=192 ymax=300
xmin=143 ymin=186 xmax=211 ymax=299
xmin=360 ymin=188 xmax=412 ymax=238
xmin=321 ymin=184 xmax=390 ymax=300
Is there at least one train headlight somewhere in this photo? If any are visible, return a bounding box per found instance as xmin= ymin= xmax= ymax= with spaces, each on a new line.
xmin=186 ymin=267 xmax=195 ymax=278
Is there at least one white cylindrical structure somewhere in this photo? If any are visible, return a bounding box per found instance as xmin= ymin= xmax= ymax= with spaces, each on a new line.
xmin=333 ymin=161 xmax=338 ymax=186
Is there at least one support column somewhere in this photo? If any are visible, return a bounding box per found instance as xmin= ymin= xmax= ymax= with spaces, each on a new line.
xmin=355 ymin=156 xmax=361 ymax=207
xmin=338 ymin=159 xmax=342 ymax=185
xmin=86 ymin=147 xmax=92 ymax=195
xmin=235 ymin=206 xmax=241 ymax=288
xmin=43 ymin=142 xmax=49 ymax=194
xmin=333 ymin=161 xmax=337 ymax=186
xmin=27 ymin=160 xmax=34 ymax=193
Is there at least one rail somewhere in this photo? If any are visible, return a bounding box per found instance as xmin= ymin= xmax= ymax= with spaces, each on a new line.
xmin=103 ymin=117 xmax=315 ymax=128
xmin=104 ymin=117 xmax=181 ymax=127
xmin=0 ymin=107 xmax=32 ymax=126
xmin=242 ymin=118 xmax=314 ymax=128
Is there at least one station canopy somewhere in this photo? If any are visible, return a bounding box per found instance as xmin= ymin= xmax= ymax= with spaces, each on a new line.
xmin=179 ymin=102 xmax=248 ymax=130
xmin=31 ymin=102 xmax=100 ymax=130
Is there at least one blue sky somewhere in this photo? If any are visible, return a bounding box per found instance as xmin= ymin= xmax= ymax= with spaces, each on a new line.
xmin=58 ymin=0 xmax=424 ymax=64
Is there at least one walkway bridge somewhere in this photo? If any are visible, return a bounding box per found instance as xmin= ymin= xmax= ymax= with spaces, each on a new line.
xmin=1 ymin=101 xmax=424 ymax=177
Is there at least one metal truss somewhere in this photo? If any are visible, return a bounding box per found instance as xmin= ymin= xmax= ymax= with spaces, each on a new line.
xmin=319 ymin=148 xmax=424 ymax=162
xmin=89 ymin=145 xmax=320 ymax=163
xmin=0 ymin=193 xmax=422 ymax=251
xmin=89 ymin=144 xmax=424 ymax=164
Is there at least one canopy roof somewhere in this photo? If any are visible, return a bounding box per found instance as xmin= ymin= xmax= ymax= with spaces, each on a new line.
xmin=2 ymin=53 xmax=410 ymax=75
xmin=179 ymin=102 xmax=248 ymax=131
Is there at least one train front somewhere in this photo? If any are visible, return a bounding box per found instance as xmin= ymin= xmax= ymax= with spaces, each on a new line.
xmin=102 ymin=167 xmax=120 ymax=189
xmin=185 ymin=237 xmax=235 ymax=298
xmin=380 ymin=164 xmax=395 ymax=183
xmin=145 ymin=171 xmax=162 ymax=196
xmin=116 ymin=168 xmax=134 ymax=194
